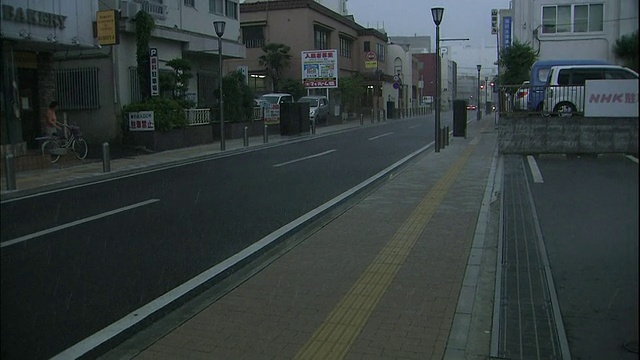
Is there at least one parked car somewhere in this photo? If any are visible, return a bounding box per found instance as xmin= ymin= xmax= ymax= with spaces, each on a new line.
xmin=543 ymin=64 xmax=638 ymax=117
xmin=514 ymin=81 xmax=529 ymax=110
xmin=466 ymin=104 xmax=477 ymax=111
xmin=527 ymin=59 xmax=611 ymax=111
xmin=297 ymin=95 xmax=330 ymax=124
xmin=259 ymin=93 xmax=293 ymax=105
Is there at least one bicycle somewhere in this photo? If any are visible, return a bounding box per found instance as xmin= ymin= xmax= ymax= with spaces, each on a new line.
xmin=40 ymin=123 xmax=88 ymax=163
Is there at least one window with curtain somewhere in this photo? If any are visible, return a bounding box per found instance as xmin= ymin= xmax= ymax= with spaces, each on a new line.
xmin=376 ymin=43 xmax=385 ymax=62
xmin=225 ymin=0 xmax=238 ymax=19
xmin=339 ymin=37 xmax=352 ymax=58
xmin=314 ymin=28 xmax=329 ymax=50
xmin=242 ymin=26 xmax=265 ymax=48
xmin=541 ymin=4 xmax=604 ymax=34
xmin=209 ymin=0 xmax=223 ymax=14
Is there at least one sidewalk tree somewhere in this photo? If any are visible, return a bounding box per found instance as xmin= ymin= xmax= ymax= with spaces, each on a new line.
xmin=258 ymin=43 xmax=292 ymax=92
xmin=339 ymin=73 xmax=365 ymax=114
xmin=279 ymin=78 xmax=305 ymax=100
xmin=134 ymin=10 xmax=155 ymax=100
xmin=160 ymin=58 xmax=195 ymax=108
xmin=498 ymin=40 xmax=537 ymax=90
xmin=613 ymin=30 xmax=638 ymax=72
xmin=216 ymin=71 xmax=254 ymax=122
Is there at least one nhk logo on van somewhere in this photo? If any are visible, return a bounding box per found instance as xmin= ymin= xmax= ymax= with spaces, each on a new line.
xmin=584 ymin=80 xmax=639 ymax=117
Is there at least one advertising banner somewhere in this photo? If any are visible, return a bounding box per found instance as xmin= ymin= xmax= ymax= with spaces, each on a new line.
xmin=264 ymin=104 xmax=280 ymax=125
xmin=302 ymin=50 xmax=338 ymax=88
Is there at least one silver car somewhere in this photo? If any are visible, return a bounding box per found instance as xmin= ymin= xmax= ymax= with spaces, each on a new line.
xmin=297 ymin=95 xmax=329 ymax=124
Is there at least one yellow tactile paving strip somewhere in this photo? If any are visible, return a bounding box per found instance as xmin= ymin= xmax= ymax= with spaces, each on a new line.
xmin=294 ymin=137 xmax=480 ymax=360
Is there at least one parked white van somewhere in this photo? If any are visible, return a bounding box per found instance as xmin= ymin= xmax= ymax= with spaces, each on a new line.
xmin=543 ymin=65 xmax=638 ymax=116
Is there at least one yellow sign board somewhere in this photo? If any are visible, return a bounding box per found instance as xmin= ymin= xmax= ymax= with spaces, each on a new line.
xmin=365 ymin=61 xmax=378 ymax=69
xmin=97 ymin=10 xmax=118 ymax=45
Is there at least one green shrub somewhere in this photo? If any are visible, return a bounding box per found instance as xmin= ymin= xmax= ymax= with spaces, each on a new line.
xmin=122 ymin=97 xmax=187 ymax=132
xmin=213 ymin=71 xmax=254 ymax=122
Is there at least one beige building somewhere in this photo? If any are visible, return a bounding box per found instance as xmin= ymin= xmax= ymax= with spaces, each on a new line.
xmin=227 ymin=0 xmax=394 ymax=115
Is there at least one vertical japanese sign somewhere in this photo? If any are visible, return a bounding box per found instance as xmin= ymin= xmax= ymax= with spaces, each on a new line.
xmin=502 ymin=16 xmax=512 ymax=50
xmin=149 ymin=48 xmax=159 ymax=96
xmin=301 ymin=50 xmax=338 ymax=88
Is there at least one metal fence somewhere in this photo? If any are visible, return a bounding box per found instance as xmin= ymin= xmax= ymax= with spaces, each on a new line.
xmin=55 ymin=67 xmax=100 ymax=110
xmin=498 ymin=84 xmax=590 ymax=117
xmin=184 ymin=109 xmax=210 ymax=126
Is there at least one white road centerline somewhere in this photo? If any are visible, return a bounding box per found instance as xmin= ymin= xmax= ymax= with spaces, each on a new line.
xmin=368 ymin=132 xmax=394 ymax=141
xmin=272 ymin=149 xmax=337 ymax=168
xmin=409 ymin=124 xmax=420 ymax=129
xmin=527 ymin=155 xmax=544 ymax=183
xmin=1 ymin=199 xmax=160 ymax=248
xmin=626 ymin=155 xmax=638 ymax=164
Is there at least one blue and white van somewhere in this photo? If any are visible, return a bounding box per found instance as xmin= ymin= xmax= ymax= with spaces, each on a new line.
xmin=528 ymin=59 xmax=610 ymax=111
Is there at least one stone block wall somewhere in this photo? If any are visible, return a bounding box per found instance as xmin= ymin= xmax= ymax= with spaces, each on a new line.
xmin=499 ymin=116 xmax=638 ymax=155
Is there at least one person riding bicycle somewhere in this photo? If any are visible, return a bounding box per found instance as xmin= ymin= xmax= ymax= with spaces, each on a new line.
xmin=45 ymin=101 xmax=63 ymax=139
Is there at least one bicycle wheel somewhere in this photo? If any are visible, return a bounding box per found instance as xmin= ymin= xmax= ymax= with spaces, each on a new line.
xmin=72 ymin=138 xmax=88 ymax=160
xmin=42 ymin=139 xmax=61 ymax=163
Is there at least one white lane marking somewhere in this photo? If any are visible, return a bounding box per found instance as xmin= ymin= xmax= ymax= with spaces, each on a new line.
xmin=1 ymin=199 xmax=160 ymax=248
xmin=51 ymin=143 xmax=432 ymax=360
xmin=527 ymin=155 xmax=544 ymax=183
xmin=368 ymin=132 xmax=394 ymax=141
xmin=409 ymin=124 xmax=420 ymax=129
xmin=626 ymin=155 xmax=639 ymax=164
xmin=272 ymin=149 xmax=337 ymax=168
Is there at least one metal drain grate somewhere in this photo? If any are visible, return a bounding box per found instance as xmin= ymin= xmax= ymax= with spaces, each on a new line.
xmin=492 ymin=155 xmax=568 ymax=359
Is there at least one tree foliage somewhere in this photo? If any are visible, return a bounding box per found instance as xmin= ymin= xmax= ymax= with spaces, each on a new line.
xmin=498 ymin=40 xmax=537 ymax=88
xmin=165 ymin=58 xmax=193 ymax=101
xmin=279 ymin=78 xmax=305 ymax=100
xmin=122 ymin=97 xmax=187 ymax=132
xmin=214 ymin=71 xmax=254 ymax=122
xmin=135 ymin=11 xmax=155 ymax=100
xmin=258 ymin=43 xmax=292 ymax=92
xmin=613 ymin=30 xmax=639 ymax=72
xmin=339 ymin=73 xmax=365 ymax=113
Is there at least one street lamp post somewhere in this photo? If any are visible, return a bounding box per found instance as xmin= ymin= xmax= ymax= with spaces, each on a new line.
xmin=484 ymin=76 xmax=488 ymax=113
xmin=214 ymin=21 xmax=226 ymax=151
xmin=431 ymin=7 xmax=444 ymax=153
xmin=476 ymin=64 xmax=481 ymax=121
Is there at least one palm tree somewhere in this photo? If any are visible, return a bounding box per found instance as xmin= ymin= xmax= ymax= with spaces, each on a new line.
xmin=258 ymin=43 xmax=292 ymax=92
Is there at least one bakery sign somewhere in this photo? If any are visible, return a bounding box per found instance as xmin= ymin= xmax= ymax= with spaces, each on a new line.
xmin=1 ymin=5 xmax=67 ymax=29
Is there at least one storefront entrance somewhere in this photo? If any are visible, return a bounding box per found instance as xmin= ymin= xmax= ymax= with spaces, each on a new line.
xmin=17 ymin=66 xmax=40 ymax=149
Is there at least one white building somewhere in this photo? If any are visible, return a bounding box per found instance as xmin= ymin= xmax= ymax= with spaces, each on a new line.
xmin=510 ymin=0 xmax=638 ymax=63
xmin=53 ymin=0 xmax=245 ymax=142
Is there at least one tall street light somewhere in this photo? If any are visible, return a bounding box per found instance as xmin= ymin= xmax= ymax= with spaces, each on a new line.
xmin=476 ymin=64 xmax=481 ymax=121
xmin=214 ymin=21 xmax=226 ymax=151
xmin=431 ymin=7 xmax=444 ymax=153
xmin=484 ymin=76 xmax=489 ymax=113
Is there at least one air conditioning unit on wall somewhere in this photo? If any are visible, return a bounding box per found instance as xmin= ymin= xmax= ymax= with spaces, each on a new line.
xmin=120 ymin=1 xmax=141 ymax=19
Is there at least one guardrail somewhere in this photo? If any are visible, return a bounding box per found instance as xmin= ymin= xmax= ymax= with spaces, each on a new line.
xmin=184 ymin=108 xmax=211 ymax=126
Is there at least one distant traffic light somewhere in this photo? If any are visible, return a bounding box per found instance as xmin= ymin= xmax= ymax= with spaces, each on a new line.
xmin=480 ymin=84 xmax=484 ymax=89
xmin=490 ymin=82 xmax=495 ymax=87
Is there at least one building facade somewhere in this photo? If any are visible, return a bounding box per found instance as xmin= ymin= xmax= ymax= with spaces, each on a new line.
xmin=510 ymin=0 xmax=638 ymax=63
xmin=1 ymin=0 xmax=100 ymax=155
xmin=229 ymin=0 xmax=396 ymax=115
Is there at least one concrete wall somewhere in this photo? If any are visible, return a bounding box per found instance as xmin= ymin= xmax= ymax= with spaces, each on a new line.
xmin=499 ymin=115 xmax=639 ymax=154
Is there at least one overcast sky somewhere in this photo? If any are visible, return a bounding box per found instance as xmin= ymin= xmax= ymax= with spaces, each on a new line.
xmin=347 ymin=0 xmax=511 ymax=75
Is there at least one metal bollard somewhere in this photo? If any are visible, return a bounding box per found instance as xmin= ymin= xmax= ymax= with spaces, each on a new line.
xmin=360 ymin=114 xmax=363 ymax=125
xmin=102 ymin=142 xmax=111 ymax=172
xmin=243 ymin=126 xmax=249 ymax=147
xmin=263 ymin=124 xmax=269 ymax=143
xmin=445 ymin=126 xmax=450 ymax=146
xmin=4 ymin=154 xmax=16 ymax=190
xmin=311 ymin=120 xmax=316 ymax=135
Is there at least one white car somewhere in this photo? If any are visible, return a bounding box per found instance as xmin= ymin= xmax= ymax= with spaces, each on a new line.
xmin=543 ymin=65 xmax=638 ymax=116
xmin=514 ymin=81 xmax=529 ymax=111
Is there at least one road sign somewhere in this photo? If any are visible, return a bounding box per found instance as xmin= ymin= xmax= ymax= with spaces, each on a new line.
xmin=365 ymin=51 xmax=377 ymax=61
xmin=393 ymin=75 xmax=400 ymax=82
xmin=365 ymin=61 xmax=377 ymax=69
